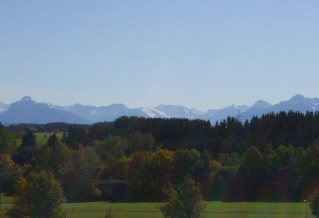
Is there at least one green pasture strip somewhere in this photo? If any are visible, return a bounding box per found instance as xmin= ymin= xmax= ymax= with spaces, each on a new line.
xmin=63 ymin=202 xmax=163 ymax=218
xmin=0 ymin=202 xmax=12 ymax=217
xmin=65 ymin=210 xmax=163 ymax=218
xmin=62 ymin=201 xmax=315 ymax=218
xmin=34 ymin=132 xmax=64 ymax=146
xmin=0 ymin=193 xmax=13 ymax=204
xmin=203 ymin=214 xmax=313 ymax=218
xmin=63 ymin=202 xmax=162 ymax=212
xmin=205 ymin=201 xmax=310 ymax=214
xmin=204 ymin=202 xmax=315 ymax=218
xmin=0 ymin=210 xmax=313 ymax=218
xmin=16 ymin=132 xmax=64 ymax=147
xmin=0 ymin=201 xmax=315 ymax=218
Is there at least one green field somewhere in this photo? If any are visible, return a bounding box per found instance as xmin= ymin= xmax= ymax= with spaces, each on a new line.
xmin=0 ymin=195 xmax=315 ymax=218
xmin=62 ymin=201 xmax=316 ymax=218
xmin=16 ymin=132 xmax=64 ymax=147
xmin=0 ymin=193 xmax=13 ymax=204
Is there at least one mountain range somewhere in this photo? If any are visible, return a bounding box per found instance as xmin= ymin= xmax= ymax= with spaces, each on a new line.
xmin=0 ymin=95 xmax=319 ymax=125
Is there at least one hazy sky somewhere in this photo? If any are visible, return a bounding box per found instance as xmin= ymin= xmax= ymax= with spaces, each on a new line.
xmin=1 ymin=1 xmax=319 ymax=111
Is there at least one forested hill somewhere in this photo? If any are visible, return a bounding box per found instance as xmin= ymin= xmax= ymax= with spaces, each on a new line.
xmin=64 ymin=110 xmax=319 ymax=154
xmin=8 ymin=110 xmax=319 ymax=153
xmin=7 ymin=111 xmax=319 ymax=154
xmin=2 ymin=110 xmax=319 ymax=202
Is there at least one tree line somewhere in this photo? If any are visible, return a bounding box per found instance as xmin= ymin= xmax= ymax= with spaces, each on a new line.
xmin=2 ymin=111 xmax=319 ymax=203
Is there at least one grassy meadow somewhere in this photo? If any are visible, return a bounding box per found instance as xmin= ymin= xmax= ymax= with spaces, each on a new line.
xmin=63 ymin=201 xmax=316 ymax=218
xmin=16 ymin=132 xmax=64 ymax=147
xmin=0 ymin=195 xmax=315 ymax=218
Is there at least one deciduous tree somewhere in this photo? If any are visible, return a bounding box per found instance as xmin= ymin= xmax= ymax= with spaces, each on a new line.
xmin=6 ymin=171 xmax=66 ymax=218
xmin=160 ymin=175 xmax=206 ymax=218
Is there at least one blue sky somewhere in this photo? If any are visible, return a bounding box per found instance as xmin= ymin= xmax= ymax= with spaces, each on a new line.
xmin=1 ymin=1 xmax=319 ymax=111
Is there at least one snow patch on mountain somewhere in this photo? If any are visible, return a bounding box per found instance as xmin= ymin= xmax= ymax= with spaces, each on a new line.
xmin=42 ymin=102 xmax=65 ymax=110
xmin=139 ymin=107 xmax=170 ymax=118
xmin=140 ymin=107 xmax=155 ymax=117
xmin=0 ymin=108 xmax=7 ymax=114
xmin=191 ymin=108 xmax=205 ymax=115
xmin=90 ymin=111 xmax=98 ymax=116
xmin=0 ymin=102 xmax=9 ymax=114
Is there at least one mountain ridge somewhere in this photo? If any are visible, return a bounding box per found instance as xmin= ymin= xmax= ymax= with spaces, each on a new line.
xmin=0 ymin=95 xmax=318 ymax=124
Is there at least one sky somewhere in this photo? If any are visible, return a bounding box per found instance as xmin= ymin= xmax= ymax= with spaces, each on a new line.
xmin=1 ymin=1 xmax=319 ymax=111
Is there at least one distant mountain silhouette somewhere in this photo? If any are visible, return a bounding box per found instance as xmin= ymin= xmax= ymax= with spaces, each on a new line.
xmin=0 ymin=96 xmax=91 ymax=124
xmin=0 ymin=94 xmax=318 ymax=124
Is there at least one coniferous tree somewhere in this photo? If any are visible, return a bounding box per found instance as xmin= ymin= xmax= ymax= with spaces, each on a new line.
xmin=15 ymin=131 xmax=38 ymax=165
